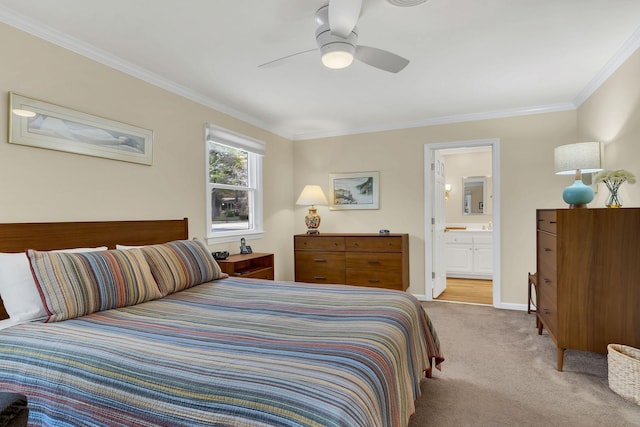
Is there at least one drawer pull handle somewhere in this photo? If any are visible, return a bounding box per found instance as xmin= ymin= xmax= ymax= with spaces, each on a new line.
xmin=368 ymin=279 xmax=380 ymax=283
xmin=367 ymin=260 xmax=380 ymax=264
xmin=549 ymin=221 xmax=557 ymax=224
xmin=544 ymin=248 xmax=552 ymax=252
xmin=313 ymin=276 xmax=326 ymax=280
xmin=313 ymin=258 xmax=327 ymax=263
xmin=544 ymin=279 xmax=551 ymax=284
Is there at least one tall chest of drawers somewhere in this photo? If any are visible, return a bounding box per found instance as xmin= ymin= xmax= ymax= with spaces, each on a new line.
xmin=536 ymin=208 xmax=640 ymax=371
xmin=294 ymin=233 xmax=409 ymax=291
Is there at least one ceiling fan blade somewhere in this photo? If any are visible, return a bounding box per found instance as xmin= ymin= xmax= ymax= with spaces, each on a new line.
xmin=354 ymin=45 xmax=409 ymax=73
xmin=258 ymin=49 xmax=317 ymax=69
xmin=328 ymin=0 xmax=363 ymax=38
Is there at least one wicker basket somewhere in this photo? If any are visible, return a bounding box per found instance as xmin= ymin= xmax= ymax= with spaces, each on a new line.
xmin=608 ymin=344 xmax=640 ymax=405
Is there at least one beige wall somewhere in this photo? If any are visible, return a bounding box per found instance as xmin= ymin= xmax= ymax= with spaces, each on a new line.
xmin=0 ymin=23 xmax=296 ymax=280
xmin=577 ymin=47 xmax=640 ymax=208
xmin=294 ymin=112 xmax=577 ymax=304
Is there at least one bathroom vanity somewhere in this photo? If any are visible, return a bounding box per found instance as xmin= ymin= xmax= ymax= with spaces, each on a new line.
xmin=444 ymin=229 xmax=493 ymax=279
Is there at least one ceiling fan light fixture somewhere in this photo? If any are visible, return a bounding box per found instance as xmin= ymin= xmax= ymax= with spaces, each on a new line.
xmin=322 ymin=48 xmax=354 ymax=69
xmin=320 ymin=40 xmax=356 ymax=69
xmin=260 ymin=1 xmax=409 ymax=73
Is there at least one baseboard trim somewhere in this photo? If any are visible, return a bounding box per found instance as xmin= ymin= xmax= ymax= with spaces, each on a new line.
xmin=495 ymin=302 xmax=528 ymax=311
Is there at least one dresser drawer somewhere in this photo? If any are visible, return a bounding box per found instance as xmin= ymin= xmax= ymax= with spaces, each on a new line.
xmin=346 ymin=269 xmax=404 ymax=290
xmin=295 ymin=236 xmax=345 ymax=251
xmin=537 ymin=232 xmax=557 ymax=290
xmin=537 ymin=210 xmax=557 ymax=234
xmin=295 ymin=251 xmax=345 ymax=268
xmin=295 ymin=267 xmax=346 ymax=284
xmin=537 ymin=289 xmax=558 ymax=336
xmin=346 ymin=236 xmax=403 ymax=252
xmin=537 ymin=268 xmax=557 ymax=294
xmin=346 ymin=252 xmax=402 ymax=271
xmin=294 ymin=251 xmax=345 ymax=284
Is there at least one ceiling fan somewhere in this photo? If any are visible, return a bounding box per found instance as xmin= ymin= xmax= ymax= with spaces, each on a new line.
xmin=259 ymin=0 xmax=412 ymax=73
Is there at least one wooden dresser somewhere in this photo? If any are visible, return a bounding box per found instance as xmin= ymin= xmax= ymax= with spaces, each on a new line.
xmin=536 ymin=208 xmax=640 ymax=371
xmin=294 ymin=233 xmax=409 ymax=291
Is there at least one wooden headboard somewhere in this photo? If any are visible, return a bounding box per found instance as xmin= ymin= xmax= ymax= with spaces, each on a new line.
xmin=0 ymin=218 xmax=189 ymax=320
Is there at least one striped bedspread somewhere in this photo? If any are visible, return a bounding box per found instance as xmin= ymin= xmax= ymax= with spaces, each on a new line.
xmin=0 ymin=277 xmax=443 ymax=427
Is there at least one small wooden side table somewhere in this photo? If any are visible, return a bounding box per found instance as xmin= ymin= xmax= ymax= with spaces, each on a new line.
xmin=216 ymin=253 xmax=274 ymax=280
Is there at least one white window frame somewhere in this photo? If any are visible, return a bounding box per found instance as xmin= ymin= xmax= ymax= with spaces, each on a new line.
xmin=205 ymin=124 xmax=264 ymax=244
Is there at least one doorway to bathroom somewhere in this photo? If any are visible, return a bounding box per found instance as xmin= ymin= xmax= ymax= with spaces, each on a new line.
xmin=424 ymin=139 xmax=501 ymax=307
xmin=436 ymin=278 xmax=493 ymax=305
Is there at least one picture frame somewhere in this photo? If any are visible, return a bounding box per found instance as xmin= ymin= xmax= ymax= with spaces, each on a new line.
xmin=8 ymin=92 xmax=153 ymax=165
xmin=328 ymin=171 xmax=379 ymax=210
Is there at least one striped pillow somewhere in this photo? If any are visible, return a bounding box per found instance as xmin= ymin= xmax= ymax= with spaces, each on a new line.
xmin=28 ymin=248 xmax=162 ymax=322
xmin=140 ymin=239 xmax=223 ymax=295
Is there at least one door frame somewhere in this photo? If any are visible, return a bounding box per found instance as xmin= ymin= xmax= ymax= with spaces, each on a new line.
xmin=423 ymin=138 xmax=502 ymax=307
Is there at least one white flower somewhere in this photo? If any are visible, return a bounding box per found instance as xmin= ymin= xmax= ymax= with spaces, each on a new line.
xmin=594 ymin=169 xmax=636 ymax=185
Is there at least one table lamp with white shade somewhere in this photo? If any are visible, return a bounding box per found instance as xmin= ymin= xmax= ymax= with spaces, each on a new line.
xmin=554 ymin=142 xmax=603 ymax=208
xmin=296 ymin=185 xmax=329 ymax=234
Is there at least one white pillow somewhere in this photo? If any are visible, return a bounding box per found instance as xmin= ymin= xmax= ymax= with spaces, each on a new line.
xmin=52 ymin=247 xmax=109 ymax=253
xmin=0 ymin=317 xmax=20 ymax=330
xmin=0 ymin=247 xmax=108 ymax=322
xmin=115 ymin=244 xmax=141 ymax=250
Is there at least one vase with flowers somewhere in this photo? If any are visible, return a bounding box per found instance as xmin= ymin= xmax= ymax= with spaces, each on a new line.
xmin=594 ymin=169 xmax=636 ymax=208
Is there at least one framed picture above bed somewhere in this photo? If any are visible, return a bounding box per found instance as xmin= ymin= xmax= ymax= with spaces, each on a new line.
xmin=328 ymin=171 xmax=379 ymax=210
xmin=8 ymin=92 xmax=153 ymax=165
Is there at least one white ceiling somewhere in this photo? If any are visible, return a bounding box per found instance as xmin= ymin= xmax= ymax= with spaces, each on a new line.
xmin=1 ymin=0 xmax=640 ymax=141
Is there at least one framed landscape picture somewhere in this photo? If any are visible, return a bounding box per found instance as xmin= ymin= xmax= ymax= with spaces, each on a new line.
xmin=8 ymin=92 xmax=153 ymax=165
xmin=329 ymin=171 xmax=379 ymax=210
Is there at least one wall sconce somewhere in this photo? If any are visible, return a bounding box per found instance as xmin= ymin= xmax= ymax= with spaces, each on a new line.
xmin=296 ymin=185 xmax=328 ymax=234
xmin=554 ymin=142 xmax=602 ymax=208
xmin=445 ymin=183 xmax=452 ymax=201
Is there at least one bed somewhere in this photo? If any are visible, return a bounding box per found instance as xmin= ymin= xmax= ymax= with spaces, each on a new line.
xmin=0 ymin=219 xmax=443 ymax=427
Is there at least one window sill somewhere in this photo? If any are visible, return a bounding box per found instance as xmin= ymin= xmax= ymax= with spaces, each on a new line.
xmin=206 ymin=230 xmax=264 ymax=245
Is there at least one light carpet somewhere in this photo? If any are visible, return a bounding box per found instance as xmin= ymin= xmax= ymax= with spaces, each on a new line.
xmin=408 ymin=301 xmax=640 ymax=426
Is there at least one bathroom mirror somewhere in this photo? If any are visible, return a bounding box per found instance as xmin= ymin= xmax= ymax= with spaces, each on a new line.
xmin=462 ymin=176 xmax=487 ymax=215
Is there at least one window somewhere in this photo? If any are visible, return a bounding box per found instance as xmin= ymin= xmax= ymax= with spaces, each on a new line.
xmin=206 ymin=124 xmax=264 ymax=243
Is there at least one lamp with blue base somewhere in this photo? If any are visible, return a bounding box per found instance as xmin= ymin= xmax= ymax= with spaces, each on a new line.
xmin=554 ymin=142 xmax=602 ymax=208
xmin=561 ymin=170 xmax=595 ymax=208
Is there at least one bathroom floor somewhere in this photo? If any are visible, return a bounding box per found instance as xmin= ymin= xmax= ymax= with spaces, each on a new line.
xmin=435 ymin=278 xmax=492 ymax=305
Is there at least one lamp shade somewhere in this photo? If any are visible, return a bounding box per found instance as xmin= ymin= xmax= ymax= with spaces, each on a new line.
xmin=296 ymin=185 xmax=328 ymax=206
xmin=554 ymin=142 xmax=602 ymax=175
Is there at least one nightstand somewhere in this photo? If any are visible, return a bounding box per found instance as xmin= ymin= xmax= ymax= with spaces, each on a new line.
xmin=216 ymin=253 xmax=274 ymax=280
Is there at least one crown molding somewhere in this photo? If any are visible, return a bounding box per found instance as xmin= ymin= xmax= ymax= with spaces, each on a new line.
xmin=290 ymin=103 xmax=576 ymax=140
xmin=0 ymin=6 xmax=290 ymax=139
xmin=573 ymin=24 xmax=640 ymax=107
